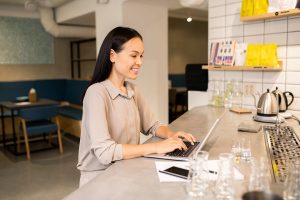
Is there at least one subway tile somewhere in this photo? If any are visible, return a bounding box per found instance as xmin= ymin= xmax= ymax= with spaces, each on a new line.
xmin=209 ymin=27 xmax=226 ymax=39
xmin=262 ymin=71 xmax=286 ymax=84
xmin=226 ymin=14 xmax=243 ymax=27
xmin=244 ymin=22 xmax=264 ymax=36
xmin=224 ymin=71 xmax=243 ymax=81
xmin=226 ymin=25 xmax=243 ymax=37
xmin=286 ymin=85 xmax=300 ymax=98
xmin=244 ymin=35 xmax=264 ymax=44
xmin=209 ymin=6 xmax=225 ymax=18
xmin=288 ymin=97 xmax=300 ymax=111
xmin=280 ymin=59 xmax=287 ymax=71
xmin=287 ymin=45 xmax=300 ymax=58
xmin=227 ymin=36 xmax=244 ymax=43
xmin=243 ymin=71 xmax=263 ymax=83
xmin=288 ymin=32 xmax=300 ymax=45
xmin=263 ymin=83 xmax=285 ymax=93
xmin=286 ymin=58 xmax=300 ymax=71
xmin=209 ymin=17 xmax=225 ymax=29
xmin=226 ymin=2 xmax=241 ymax=15
xmin=288 ymin=17 xmax=300 ymax=32
xmin=264 ymin=33 xmax=287 ymax=46
xmin=265 ymin=19 xmax=287 ymax=34
xmin=209 ymin=71 xmax=225 ymax=82
xmin=226 ymin=0 xmax=241 ymax=3
xmin=286 ymin=72 xmax=300 ymax=84
xmin=277 ymin=46 xmax=287 ymax=59
xmin=209 ymin=0 xmax=226 ymax=7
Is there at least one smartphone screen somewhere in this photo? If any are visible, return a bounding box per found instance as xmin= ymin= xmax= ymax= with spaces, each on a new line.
xmin=159 ymin=166 xmax=189 ymax=179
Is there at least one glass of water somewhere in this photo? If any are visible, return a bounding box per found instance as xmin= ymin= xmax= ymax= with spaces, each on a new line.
xmin=241 ymin=138 xmax=252 ymax=162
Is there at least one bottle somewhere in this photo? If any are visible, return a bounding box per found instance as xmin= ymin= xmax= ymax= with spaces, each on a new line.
xmin=28 ymin=88 xmax=37 ymax=103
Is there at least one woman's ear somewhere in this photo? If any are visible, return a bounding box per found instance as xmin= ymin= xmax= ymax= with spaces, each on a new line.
xmin=110 ymin=49 xmax=116 ymax=63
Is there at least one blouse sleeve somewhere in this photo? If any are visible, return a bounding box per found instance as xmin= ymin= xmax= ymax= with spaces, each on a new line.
xmin=134 ymin=86 xmax=163 ymax=136
xmin=83 ymin=87 xmax=123 ymax=166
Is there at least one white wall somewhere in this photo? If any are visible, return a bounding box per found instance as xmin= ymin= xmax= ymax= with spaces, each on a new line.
xmin=123 ymin=1 xmax=168 ymax=124
xmin=0 ymin=5 xmax=71 ymax=81
xmin=191 ymin=0 xmax=300 ymax=115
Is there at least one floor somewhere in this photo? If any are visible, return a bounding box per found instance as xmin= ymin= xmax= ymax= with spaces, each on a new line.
xmin=0 ymin=135 xmax=80 ymax=200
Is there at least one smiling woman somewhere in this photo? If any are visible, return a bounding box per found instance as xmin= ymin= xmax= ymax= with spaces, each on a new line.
xmin=77 ymin=26 xmax=196 ymax=187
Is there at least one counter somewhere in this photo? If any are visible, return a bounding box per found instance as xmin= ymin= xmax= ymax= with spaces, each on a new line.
xmin=64 ymin=106 xmax=300 ymax=200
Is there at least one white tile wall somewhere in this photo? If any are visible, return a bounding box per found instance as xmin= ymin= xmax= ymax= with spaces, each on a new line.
xmin=209 ymin=6 xmax=225 ymax=18
xmin=262 ymin=71 xmax=286 ymax=84
xmin=226 ymin=25 xmax=243 ymax=37
xmin=244 ymin=35 xmax=264 ymax=44
xmin=226 ymin=14 xmax=243 ymax=26
xmin=209 ymin=17 xmax=226 ymax=28
xmin=277 ymin=46 xmax=287 ymax=58
xmin=264 ymin=33 xmax=287 ymax=46
xmin=286 ymin=85 xmax=300 ymax=97
xmin=288 ymin=32 xmax=300 ymax=45
xmin=286 ymin=72 xmax=300 ymax=84
xmin=287 ymin=45 xmax=300 ymax=58
xmin=287 ymin=58 xmax=300 ymax=71
xmin=209 ymin=27 xmax=226 ymax=39
xmin=265 ymin=19 xmax=287 ymax=34
xmin=209 ymin=0 xmax=226 ymax=7
xmin=288 ymin=17 xmax=300 ymax=32
xmin=226 ymin=2 xmax=241 ymax=15
xmin=244 ymin=22 xmax=264 ymax=36
xmin=207 ymin=1 xmax=300 ymax=112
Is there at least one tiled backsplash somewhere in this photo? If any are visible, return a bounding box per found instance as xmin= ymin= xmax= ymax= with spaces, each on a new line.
xmin=208 ymin=0 xmax=300 ymax=112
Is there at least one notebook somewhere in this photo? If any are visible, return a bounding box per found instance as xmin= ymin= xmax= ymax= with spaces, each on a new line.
xmin=144 ymin=117 xmax=221 ymax=161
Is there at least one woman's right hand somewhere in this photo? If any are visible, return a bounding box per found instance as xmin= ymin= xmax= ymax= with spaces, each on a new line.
xmin=155 ymin=137 xmax=187 ymax=154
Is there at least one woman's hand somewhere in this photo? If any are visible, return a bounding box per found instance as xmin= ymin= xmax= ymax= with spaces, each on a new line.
xmin=155 ymin=131 xmax=196 ymax=154
xmin=169 ymin=131 xmax=196 ymax=145
xmin=155 ymin=137 xmax=187 ymax=154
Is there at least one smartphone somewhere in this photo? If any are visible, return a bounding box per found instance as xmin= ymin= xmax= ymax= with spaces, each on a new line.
xmin=159 ymin=166 xmax=189 ymax=179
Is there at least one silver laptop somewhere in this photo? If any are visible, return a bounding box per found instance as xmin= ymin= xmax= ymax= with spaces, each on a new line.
xmin=144 ymin=117 xmax=221 ymax=161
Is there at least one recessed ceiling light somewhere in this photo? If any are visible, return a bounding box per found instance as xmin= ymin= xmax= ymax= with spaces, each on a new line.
xmin=187 ymin=17 xmax=192 ymax=22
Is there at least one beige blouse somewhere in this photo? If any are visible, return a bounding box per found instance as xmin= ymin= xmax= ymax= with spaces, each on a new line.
xmin=77 ymin=79 xmax=161 ymax=172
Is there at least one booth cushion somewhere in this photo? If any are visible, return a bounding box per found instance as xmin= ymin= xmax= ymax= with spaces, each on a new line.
xmin=58 ymin=106 xmax=82 ymax=120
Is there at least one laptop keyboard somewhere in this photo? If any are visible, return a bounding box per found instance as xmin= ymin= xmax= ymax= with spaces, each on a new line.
xmin=166 ymin=141 xmax=200 ymax=157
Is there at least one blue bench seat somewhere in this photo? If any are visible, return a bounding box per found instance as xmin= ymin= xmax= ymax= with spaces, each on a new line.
xmin=58 ymin=106 xmax=82 ymax=120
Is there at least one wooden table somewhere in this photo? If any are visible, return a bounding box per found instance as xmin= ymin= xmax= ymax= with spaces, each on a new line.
xmin=0 ymin=99 xmax=59 ymax=154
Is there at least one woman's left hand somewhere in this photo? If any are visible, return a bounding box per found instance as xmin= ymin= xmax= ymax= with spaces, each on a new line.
xmin=169 ymin=131 xmax=196 ymax=145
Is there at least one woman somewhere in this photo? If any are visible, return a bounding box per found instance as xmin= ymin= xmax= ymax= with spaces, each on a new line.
xmin=77 ymin=27 xmax=195 ymax=187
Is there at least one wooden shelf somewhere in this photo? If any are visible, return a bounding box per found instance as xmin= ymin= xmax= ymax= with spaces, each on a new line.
xmin=240 ymin=8 xmax=300 ymax=22
xmin=203 ymin=60 xmax=283 ymax=71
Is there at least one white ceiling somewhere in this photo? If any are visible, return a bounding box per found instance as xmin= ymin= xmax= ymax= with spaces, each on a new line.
xmin=0 ymin=0 xmax=208 ymax=25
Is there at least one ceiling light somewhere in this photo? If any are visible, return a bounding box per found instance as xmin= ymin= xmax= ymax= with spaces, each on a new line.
xmin=187 ymin=17 xmax=192 ymax=22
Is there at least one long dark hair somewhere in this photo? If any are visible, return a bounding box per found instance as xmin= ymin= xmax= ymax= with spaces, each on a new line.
xmin=81 ymin=27 xmax=143 ymax=102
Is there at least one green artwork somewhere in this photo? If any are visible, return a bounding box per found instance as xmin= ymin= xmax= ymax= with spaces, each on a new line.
xmin=0 ymin=16 xmax=54 ymax=64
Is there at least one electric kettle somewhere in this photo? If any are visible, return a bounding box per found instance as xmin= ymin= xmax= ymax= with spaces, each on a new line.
xmin=272 ymin=87 xmax=294 ymax=112
xmin=257 ymin=89 xmax=278 ymax=116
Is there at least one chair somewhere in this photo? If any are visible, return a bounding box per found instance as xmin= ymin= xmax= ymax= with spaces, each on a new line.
xmin=16 ymin=105 xmax=63 ymax=160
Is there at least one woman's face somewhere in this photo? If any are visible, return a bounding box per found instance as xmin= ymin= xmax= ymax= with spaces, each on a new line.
xmin=110 ymin=37 xmax=144 ymax=81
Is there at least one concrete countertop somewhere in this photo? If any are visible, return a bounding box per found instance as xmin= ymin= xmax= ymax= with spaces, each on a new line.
xmin=64 ymin=106 xmax=300 ymax=200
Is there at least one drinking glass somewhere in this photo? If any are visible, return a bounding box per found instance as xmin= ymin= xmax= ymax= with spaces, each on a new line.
xmin=231 ymin=138 xmax=242 ymax=164
xmin=283 ymin=159 xmax=300 ymax=200
xmin=212 ymin=79 xmax=224 ymax=107
xmin=241 ymin=138 xmax=252 ymax=162
xmin=248 ymin=158 xmax=270 ymax=192
xmin=186 ymin=151 xmax=210 ymax=198
xmin=215 ymin=153 xmax=235 ymax=200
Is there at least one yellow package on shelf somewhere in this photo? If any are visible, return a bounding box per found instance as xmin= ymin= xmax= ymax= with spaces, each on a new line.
xmin=240 ymin=0 xmax=254 ymax=17
xmin=253 ymin=0 xmax=268 ymax=16
xmin=260 ymin=44 xmax=278 ymax=67
xmin=246 ymin=44 xmax=278 ymax=67
xmin=245 ymin=44 xmax=261 ymax=66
